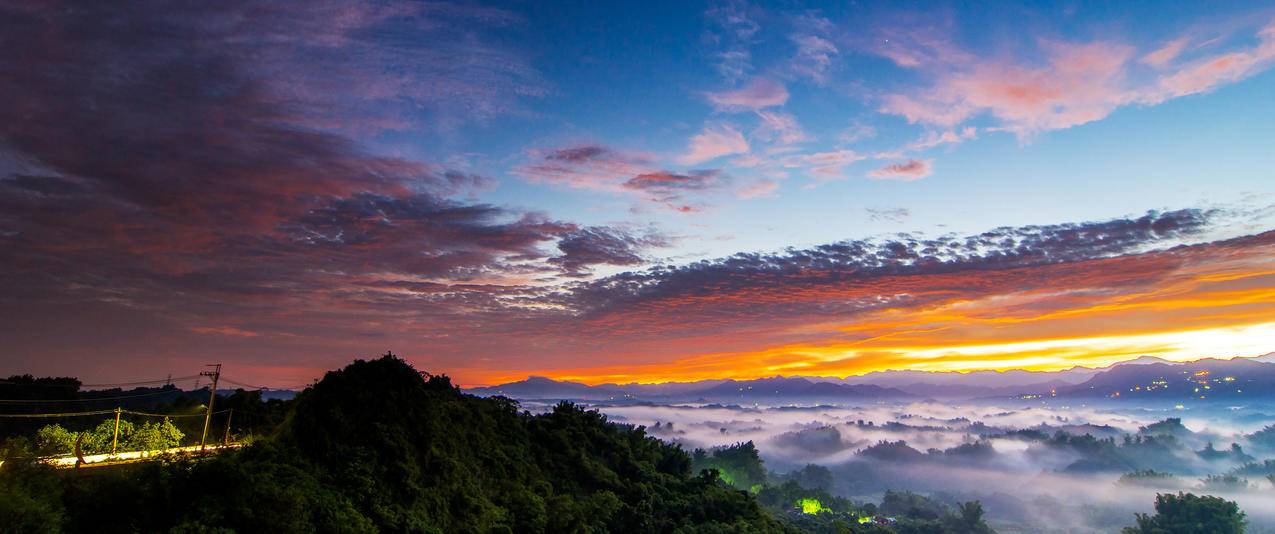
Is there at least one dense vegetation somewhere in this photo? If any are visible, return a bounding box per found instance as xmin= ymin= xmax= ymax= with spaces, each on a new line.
xmin=1123 ymin=492 xmax=1246 ymax=533
xmin=33 ymin=419 xmax=184 ymax=456
xmin=2 ymin=356 xmax=781 ymax=533
xmin=0 ymin=376 xmax=290 ymax=459
xmin=0 ymin=356 xmax=1251 ymax=533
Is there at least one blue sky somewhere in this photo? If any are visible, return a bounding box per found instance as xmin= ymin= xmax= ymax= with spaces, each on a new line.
xmin=373 ymin=0 xmax=1275 ymax=265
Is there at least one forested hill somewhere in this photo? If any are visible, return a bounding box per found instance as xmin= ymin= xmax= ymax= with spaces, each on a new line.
xmin=276 ymin=356 xmax=783 ymax=532
xmin=1 ymin=356 xmax=784 ymax=532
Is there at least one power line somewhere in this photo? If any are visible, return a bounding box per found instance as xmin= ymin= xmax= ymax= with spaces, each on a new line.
xmin=0 ymin=410 xmax=117 ymax=418
xmin=0 ymin=377 xmax=305 ymax=404
xmin=0 ymin=408 xmax=232 ymax=419
xmin=80 ymin=375 xmax=202 ymax=388
xmin=219 ymin=376 xmax=312 ymax=391
xmin=0 ymin=389 xmax=194 ymax=404
xmin=2 ymin=374 xmax=308 ymax=394
xmin=124 ymin=409 xmax=231 ymax=418
xmin=0 ymin=375 xmax=202 ymax=389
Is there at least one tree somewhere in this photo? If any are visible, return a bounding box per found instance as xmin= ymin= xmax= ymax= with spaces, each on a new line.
xmin=945 ymin=501 xmax=994 ymax=534
xmin=1123 ymin=492 xmax=1246 ymax=534
xmin=125 ymin=419 xmax=183 ymax=451
xmin=34 ymin=425 xmax=76 ymax=456
xmin=3 ymin=356 xmax=790 ymax=533
xmin=84 ymin=419 xmax=133 ymax=454
xmin=691 ymin=441 xmax=768 ymax=491
xmin=0 ymin=462 xmax=64 ymax=533
xmin=789 ymin=463 xmax=835 ymax=492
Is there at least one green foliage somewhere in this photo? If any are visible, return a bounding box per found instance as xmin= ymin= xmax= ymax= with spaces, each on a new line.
xmin=1198 ymin=474 xmax=1252 ymax=493
xmin=879 ymin=491 xmax=993 ymax=534
xmin=756 ymin=480 xmax=854 ymax=515
xmin=278 ymin=356 xmax=784 ymax=532
xmin=0 ymin=355 xmax=1022 ymax=534
xmin=32 ymin=418 xmax=181 ymax=457
xmin=125 ymin=419 xmax=183 ymax=452
xmin=692 ymin=441 xmax=769 ymax=491
xmin=1230 ymin=459 xmax=1275 ymax=477
xmin=881 ymin=491 xmax=947 ymax=521
xmin=0 ymin=435 xmax=33 ymax=458
xmin=1123 ymin=492 xmax=1246 ymax=533
xmin=34 ymin=425 xmax=76 ymax=456
xmin=1140 ymin=418 xmax=1189 ymax=437
xmin=0 ymin=463 xmax=65 ymax=533
xmin=786 ymin=464 xmax=835 ymax=492
xmin=0 ymin=355 xmax=783 ymax=533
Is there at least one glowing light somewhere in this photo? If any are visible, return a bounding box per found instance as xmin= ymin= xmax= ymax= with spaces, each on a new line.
xmin=798 ymin=498 xmax=828 ymax=514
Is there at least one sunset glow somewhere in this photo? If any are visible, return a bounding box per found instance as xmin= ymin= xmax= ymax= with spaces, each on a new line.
xmin=1 ymin=1 xmax=1272 ymax=388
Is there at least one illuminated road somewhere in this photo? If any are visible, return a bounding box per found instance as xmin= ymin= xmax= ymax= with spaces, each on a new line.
xmin=0 ymin=443 xmax=242 ymax=469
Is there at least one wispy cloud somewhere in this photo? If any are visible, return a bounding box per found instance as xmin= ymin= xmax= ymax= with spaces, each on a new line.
xmin=876 ymin=20 xmax=1275 ymax=138
xmin=703 ymin=1 xmax=760 ymax=81
xmin=679 ymin=123 xmax=751 ymax=164
xmin=866 ymin=207 xmax=911 ymax=223
xmin=514 ymin=145 xmax=652 ymax=192
xmin=788 ymin=12 xmax=838 ymax=84
xmin=784 ymin=150 xmax=866 ymax=182
xmin=869 ymin=159 xmax=932 ymax=181
xmin=516 ymin=145 xmax=730 ymax=212
xmin=1141 ymin=37 xmax=1190 ymax=67
xmin=907 ymin=127 xmax=978 ymax=152
xmin=706 ymin=77 xmax=790 ymax=111
xmin=623 ymin=169 xmax=731 ymax=212
xmin=753 ymin=110 xmax=808 ymax=145
xmin=738 ymin=179 xmax=780 ymax=199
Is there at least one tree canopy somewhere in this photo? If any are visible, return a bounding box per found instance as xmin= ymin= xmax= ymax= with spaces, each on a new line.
xmin=1123 ymin=492 xmax=1246 ymax=534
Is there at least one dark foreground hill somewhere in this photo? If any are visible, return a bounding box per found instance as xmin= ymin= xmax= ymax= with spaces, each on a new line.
xmin=0 ymin=356 xmax=782 ymax=533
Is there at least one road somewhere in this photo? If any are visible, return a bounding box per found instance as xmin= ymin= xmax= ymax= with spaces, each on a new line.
xmin=0 ymin=443 xmax=242 ymax=470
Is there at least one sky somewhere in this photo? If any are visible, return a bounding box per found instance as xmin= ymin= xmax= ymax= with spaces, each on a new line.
xmin=1 ymin=0 xmax=1273 ymax=387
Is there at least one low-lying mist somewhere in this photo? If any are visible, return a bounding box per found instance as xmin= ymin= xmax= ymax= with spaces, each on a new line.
xmin=532 ymin=400 xmax=1275 ymax=533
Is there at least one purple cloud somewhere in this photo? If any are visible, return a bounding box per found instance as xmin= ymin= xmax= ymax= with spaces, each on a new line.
xmin=869 ymin=159 xmax=933 ymax=181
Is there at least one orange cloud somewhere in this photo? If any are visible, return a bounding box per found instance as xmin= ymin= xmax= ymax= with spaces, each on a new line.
xmin=459 ymin=229 xmax=1275 ymax=386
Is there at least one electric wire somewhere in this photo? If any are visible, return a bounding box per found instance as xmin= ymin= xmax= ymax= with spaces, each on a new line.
xmin=219 ymin=376 xmax=311 ymax=391
xmin=0 ymin=408 xmax=232 ymax=419
xmin=0 ymin=375 xmax=202 ymax=389
xmin=0 ymin=389 xmax=195 ymax=404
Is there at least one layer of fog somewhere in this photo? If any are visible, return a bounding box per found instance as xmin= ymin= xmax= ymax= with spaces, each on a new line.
xmin=546 ymin=400 xmax=1275 ymax=533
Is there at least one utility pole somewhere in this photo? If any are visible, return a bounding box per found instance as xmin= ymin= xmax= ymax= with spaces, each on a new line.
xmin=111 ymin=407 xmax=121 ymax=455
xmin=199 ymin=364 xmax=221 ymax=450
xmin=222 ymin=409 xmax=233 ymax=446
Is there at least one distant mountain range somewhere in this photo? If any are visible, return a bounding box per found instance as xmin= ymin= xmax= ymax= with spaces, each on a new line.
xmin=467 ymin=375 xmax=914 ymax=403
xmin=466 ymin=353 xmax=1275 ymax=403
xmin=1054 ymin=356 xmax=1275 ymax=400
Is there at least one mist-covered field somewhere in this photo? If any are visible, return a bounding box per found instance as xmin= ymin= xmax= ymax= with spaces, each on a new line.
xmin=534 ymin=399 xmax=1275 ymax=533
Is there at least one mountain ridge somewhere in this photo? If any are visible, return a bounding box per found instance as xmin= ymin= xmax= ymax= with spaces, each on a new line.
xmin=468 ymin=354 xmax=1275 ymax=402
